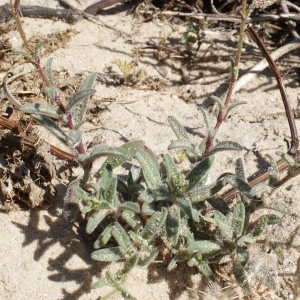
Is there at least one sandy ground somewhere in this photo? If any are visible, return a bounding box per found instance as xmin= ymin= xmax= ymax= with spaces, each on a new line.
xmin=1 ymin=0 xmax=300 ymax=299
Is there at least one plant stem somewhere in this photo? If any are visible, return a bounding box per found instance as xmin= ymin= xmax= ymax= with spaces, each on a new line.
xmin=246 ymin=26 xmax=299 ymax=156
xmin=223 ymin=0 xmax=248 ymax=109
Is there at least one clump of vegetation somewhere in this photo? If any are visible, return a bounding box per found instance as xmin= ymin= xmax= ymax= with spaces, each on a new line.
xmin=2 ymin=0 xmax=300 ymax=299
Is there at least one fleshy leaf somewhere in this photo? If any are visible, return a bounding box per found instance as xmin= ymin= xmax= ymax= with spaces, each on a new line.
xmin=31 ymin=114 xmax=68 ymax=143
xmin=186 ymin=156 xmax=214 ymax=191
xmin=20 ymin=103 xmax=60 ymax=119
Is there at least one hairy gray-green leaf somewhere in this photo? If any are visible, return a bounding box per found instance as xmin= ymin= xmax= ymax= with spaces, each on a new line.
xmin=233 ymin=260 xmax=249 ymax=291
xmin=226 ymin=101 xmax=247 ymax=115
xmin=118 ymin=202 xmax=140 ymax=214
xmin=168 ymin=139 xmax=194 ymax=151
xmin=94 ymin=224 xmax=113 ymax=249
xmin=135 ymin=147 xmax=162 ymax=190
xmin=14 ymin=47 xmax=32 ymax=59
xmin=32 ymin=114 xmax=68 ymax=143
xmin=97 ymin=140 xmax=144 ymax=177
xmin=211 ymin=95 xmax=224 ymax=114
xmin=276 ymin=151 xmax=300 ymax=176
xmin=121 ymin=210 xmax=141 ymax=230
xmin=209 ymin=141 xmax=243 ymax=155
xmin=75 ymin=73 xmax=97 ymax=123
xmin=63 ymin=180 xmax=80 ymax=222
xmin=186 ymin=156 xmax=214 ymax=191
xmin=266 ymin=154 xmax=280 ymax=186
xmin=197 ymin=263 xmax=215 ymax=282
xmin=250 ymin=182 xmax=271 ymax=197
xmin=220 ymin=173 xmax=251 ymax=197
xmin=45 ymin=86 xmax=56 ymax=102
xmin=263 ymin=202 xmax=291 ymax=215
xmin=237 ymin=247 xmax=249 ymax=267
xmin=112 ymin=223 xmax=134 ymax=255
xmin=44 ymin=57 xmax=54 ymax=85
xmin=187 ymin=240 xmax=221 ymax=258
xmin=177 ymin=197 xmax=196 ymax=220
xmin=86 ymin=209 xmax=110 ymax=234
xmin=34 ymin=40 xmax=48 ymax=56
xmin=235 ymin=158 xmax=246 ymax=181
xmin=138 ymin=250 xmax=159 ymax=267
xmin=91 ymin=246 xmax=125 ymax=262
xmin=232 ymin=202 xmax=245 ymax=238
xmin=214 ymin=211 xmax=234 ymax=241
xmin=197 ymin=103 xmax=215 ymax=139
xmin=67 ymin=89 xmax=96 ymax=111
xmin=206 ymin=195 xmax=230 ymax=215
xmin=168 ymin=116 xmax=197 ymax=162
xmin=188 ymin=179 xmax=226 ymax=203
xmin=253 ymin=215 xmax=268 ymax=237
xmin=141 ymin=209 xmax=167 ymax=241
xmin=82 ymin=146 xmax=131 ymax=165
xmin=166 ymin=204 xmax=180 ymax=246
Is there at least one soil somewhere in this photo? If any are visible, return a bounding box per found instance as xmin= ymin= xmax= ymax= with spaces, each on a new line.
xmin=0 ymin=0 xmax=300 ymax=299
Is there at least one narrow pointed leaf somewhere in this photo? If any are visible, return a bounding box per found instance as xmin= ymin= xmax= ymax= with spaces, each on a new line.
xmin=135 ymin=147 xmax=162 ymax=190
xmin=34 ymin=40 xmax=48 ymax=56
xmin=104 ymin=177 xmax=117 ymax=206
xmin=263 ymin=202 xmax=291 ymax=215
xmin=214 ymin=211 xmax=234 ymax=241
xmin=164 ymin=154 xmax=179 ymax=183
xmin=166 ymin=204 xmax=180 ymax=245
xmin=141 ymin=209 xmax=167 ymax=241
xmin=121 ymin=210 xmax=141 ymax=230
xmin=63 ymin=180 xmax=80 ymax=222
xmin=91 ymin=246 xmax=124 ymax=262
xmin=209 ymin=141 xmax=243 ymax=155
xmin=276 ymin=151 xmax=300 ymax=176
xmin=186 ymin=156 xmax=214 ymax=191
xmin=32 ymin=114 xmax=68 ymax=143
xmin=86 ymin=209 xmax=110 ymax=234
xmin=232 ymin=202 xmax=245 ymax=237
xmin=14 ymin=47 xmax=32 ymax=59
xmin=45 ymin=86 xmax=56 ymax=102
xmin=20 ymin=103 xmax=60 ymax=119
xmin=94 ymin=224 xmax=113 ymax=249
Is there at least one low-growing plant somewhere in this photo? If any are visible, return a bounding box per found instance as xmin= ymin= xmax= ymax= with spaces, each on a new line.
xmin=2 ymin=0 xmax=300 ymax=299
